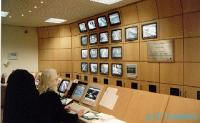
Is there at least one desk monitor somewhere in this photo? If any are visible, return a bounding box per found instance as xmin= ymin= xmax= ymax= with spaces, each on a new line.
xmin=71 ymin=84 xmax=87 ymax=101
xmin=149 ymin=85 xmax=157 ymax=93
xmin=66 ymin=83 xmax=78 ymax=98
xmin=82 ymin=83 xmax=104 ymax=107
xmin=170 ymin=88 xmax=180 ymax=96
xmin=58 ymin=79 xmax=70 ymax=93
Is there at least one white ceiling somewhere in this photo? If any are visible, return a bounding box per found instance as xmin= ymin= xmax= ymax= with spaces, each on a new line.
xmin=2 ymin=0 xmax=141 ymax=27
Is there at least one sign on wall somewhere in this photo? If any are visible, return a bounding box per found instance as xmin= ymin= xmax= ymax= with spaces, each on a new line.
xmin=147 ymin=40 xmax=174 ymax=62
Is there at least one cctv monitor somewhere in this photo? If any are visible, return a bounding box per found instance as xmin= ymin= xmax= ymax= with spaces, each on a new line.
xmin=108 ymin=11 xmax=121 ymax=26
xmin=81 ymin=62 xmax=88 ymax=72
xmin=112 ymin=63 xmax=122 ymax=77
xmin=100 ymin=63 xmax=109 ymax=75
xmin=97 ymin=16 xmax=108 ymax=28
xmin=81 ymin=35 xmax=88 ymax=46
xmin=71 ymin=84 xmax=87 ymax=101
xmin=125 ymin=26 xmax=138 ymax=41
xmin=58 ymin=79 xmax=70 ymax=93
xmin=89 ymin=48 xmax=98 ymax=59
xmin=81 ymin=49 xmax=88 ymax=59
xmin=90 ymin=63 xmax=98 ymax=74
xmin=142 ymin=22 xmax=157 ymax=39
xmin=111 ymin=29 xmax=122 ymax=42
xmin=111 ymin=46 xmax=122 ymax=58
xmin=89 ymin=34 xmax=98 ymax=45
xmin=87 ymin=19 xmax=96 ymax=30
xmin=78 ymin=22 xmax=87 ymax=32
xmin=99 ymin=32 xmax=109 ymax=43
xmin=99 ymin=47 xmax=109 ymax=59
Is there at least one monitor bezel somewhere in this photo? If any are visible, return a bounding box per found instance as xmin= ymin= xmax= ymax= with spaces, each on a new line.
xmin=108 ymin=11 xmax=121 ymax=26
xmin=99 ymin=47 xmax=109 ymax=59
xmin=111 ymin=63 xmax=123 ymax=77
xmin=100 ymin=63 xmax=109 ymax=75
xmin=111 ymin=46 xmax=122 ymax=59
xmin=89 ymin=48 xmax=98 ymax=59
xmin=57 ymin=79 xmax=70 ymax=93
xmin=111 ymin=29 xmax=122 ymax=42
xmin=141 ymin=22 xmax=158 ymax=40
xmin=71 ymin=84 xmax=87 ymax=101
xmin=97 ymin=15 xmax=108 ymax=28
xmin=125 ymin=26 xmax=138 ymax=41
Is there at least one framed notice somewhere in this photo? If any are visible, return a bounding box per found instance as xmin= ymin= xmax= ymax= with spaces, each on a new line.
xmin=147 ymin=40 xmax=174 ymax=62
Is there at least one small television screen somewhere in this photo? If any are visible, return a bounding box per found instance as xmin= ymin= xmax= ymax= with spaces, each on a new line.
xmin=112 ymin=64 xmax=122 ymax=76
xmin=125 ymin=26 xmax=138 ymax=41
xmin=72 ymin=84 xmax=86 ymax=99
xmin=81 ymin=49 xmax=88 ymax=59
xmin=99 ymin=32 xmax=109 ymax=43
xmin=142 ymin=23 xmax=157 ymax=39
xmin=89 ymin=34 xmax=98 ymax=45
xmin=111 ymin=29 xmax=122 ymax=42
xmin=109 ymin=11 xmax=121 ymax=26
xmin=99 ymin=48 xmax=109 ymax=59
xmin=88 ymin=20 xmax=96 ymax=30
xmin=89 ymin=48 xmax=98 ymax=59
xmin=112 ymin=47 xmax=122 ymax=58
xmin=58 ymin=79 xmax=70 ymax=93
xmin=81 ymin=35 xmax=88 ymax=46
xmin=100 ymin=63 xmax=109 ymax=75
xmin=81 ymin=62 xmax=88 ymax=72
xmin=97 ymin=16 xmax=108 ymax=28
xmin=90 ymin=63 xmax=98 ymax=73
xmin=79 ymin=22 xmax=87 ymax=32
xmin=84 ymin=87 xmax=100 ymax=102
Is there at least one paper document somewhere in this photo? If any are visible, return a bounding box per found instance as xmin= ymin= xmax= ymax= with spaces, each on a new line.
xmin=99 ymin=87 xmax=118 ymax=110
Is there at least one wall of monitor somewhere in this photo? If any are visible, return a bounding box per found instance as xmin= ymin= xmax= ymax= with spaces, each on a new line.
xmin=38 ymin=0 xmax=200 ymax=100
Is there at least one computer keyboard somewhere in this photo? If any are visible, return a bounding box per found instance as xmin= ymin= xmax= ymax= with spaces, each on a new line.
xmin=68 ymin=102 xmax=90 ymax=114
xmin=61 ymin=98 xmax=73 ymax=105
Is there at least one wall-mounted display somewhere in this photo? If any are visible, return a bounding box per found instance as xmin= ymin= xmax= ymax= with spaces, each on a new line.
xmin=126 ymin=64 xmax=137 ymax=78
xmin=90 ymin=63 xmax=98 ymax=74
xmin=81 ymin=35 xmax=88 ymax=46
xmin=99 ymin=32 xmax=109 ymax=43
xmin=100 ymin=63 xmax=109 ymax=75
xmin=89 ymin=48 xmax=98 ymax=59
xmin=81 ymin=62 xmax=88 ymax=72
xmin=111 ymin=29 xmax=122 ymax=42
xmin=97 ymin=16 xmax=108 ymax=28
xmin=81 ymin=49 xmax=88 ymax=59
xmin=99 ymin=47 xmax=109 ymax=59
xmin=112 ymin=63 xmax=122 ymax=77
xmin=125 ymin=26 xmax=138 ymax=41
xmin=89 ymin=34 xmax=98 ymax=45
xmin=111 ymin=46 xmax=122 ymax=59
xmin=142 ymin=22 xmax=157 ymax=39
xmin=78 ymin=22 xmax=87 ymax=32
xmin=87 ymin=20 xmax=96 ymax=30
xmin=108 ymin=11 xmax=121 ymax=26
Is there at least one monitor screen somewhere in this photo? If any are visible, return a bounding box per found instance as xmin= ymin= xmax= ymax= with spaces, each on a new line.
xmin=89 ymin=48 xmax=98 ymax=59
xmin=99 ymin=48 xmax=109 ymax=59
xmin=125 ymin=26 xmax=138 ymax=41
xmin=84 ymin=87 xmax=100 ymax=102
xmin=81 ymin=62 xmax=88 ymax=72
xmin=58 ymin=80 xmax=70 ymax=93
xmin=112 ymin=47 xmax=122 ymax=58
xmin=79 ymin=22 xmax=87 ymax=32
xmin=88 ymin=20 xmax=96 ymax=30
xmin=111 ymin=29 xmax=122 ymax=42
xmin=90 ymin=63 xmax=98 ymax=73
xmin=142 ymin=23 xmax=157 ymax=39
xmin=112 ymin=64 xmax=122 ymax=76
xmin=100 ymin=63 xmax=109 ymax=75
xmin=99 ymin=32 xmax=109 ymax=43
xmin=81 ymin=35 xmax=88 ymax=46
xmin=81 ymin=49 xmax=88 ymax=59
xmin=89 ymin=34 xmax=98 ymax=45
xmin=109 ymin=12 xmax=121 ymax=25
xmin=98 ymin=16 xmax=108 ymax=28
xmin=72 ymin=84 xmax=86 ymax=99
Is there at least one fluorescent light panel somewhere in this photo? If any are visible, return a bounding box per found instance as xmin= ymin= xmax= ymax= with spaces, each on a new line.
xmin=1 ymin=11 xmax=9 ymax=17
xmin=90 ymin=0 xmax=122 ymax=5
xmin=45 ymin=18 xmax=66 ymax=24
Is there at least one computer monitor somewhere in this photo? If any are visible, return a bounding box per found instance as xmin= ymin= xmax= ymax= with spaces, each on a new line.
xmin=112 ymin=63 xmax=122 ymax=77
xmin=97 ymin=16 xmax=108 ymax=28
xmin=99 ymin=47 xmax=109 ymax=59
xmin=170 ymin=88 xmax=180 ymax=96
xmin=81 ymin=35 xmax=88 ymax=46
xmin=89 ymin=34 xmax=98 ymax=45
xmin=149 ymin=85 xmax=157 ymax=93
xmin=100 ymin=63 xmax=109 ymax=75
xmin=111 ymin=29 xmax=122 ymax=42
xmin=197 ymin=91 xmax=200 ymax=100
xmin=71 ymin=84 xmax=87 ymax=101
xmin=81 ymin=49 xmax=88 ymax=59
xmin=125 ymin=26 xmax=138 ymax=41
xmin=81 ymin=62 xmax=88 ymax=72
xmin=58 ymin=79 xmax=70 ymax=93
xmin=66 ymin=83 xmax=78 ymax=98
xmin=89 ymin=48 xmax=98 ymax=59
xmin=90 ymin=63 xmax=98 ymax=74
xmin=78 ymin=22 xmax=87 ymax=32
xmin=87 ymin=19 xmax=96 ymax=30
xmin=111 ymin=46 xmax=122 ymax=59
xmin=108 ymin=11 xmax=121 ymax=26
xmin=99 ymin=32 xmax=109 ymax=43
xmin=142 ymin=22 xmax=157 ymax=39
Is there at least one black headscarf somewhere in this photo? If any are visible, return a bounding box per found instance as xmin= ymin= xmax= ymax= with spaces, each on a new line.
xmin=3 ymin=69 xmax=39 ymax=123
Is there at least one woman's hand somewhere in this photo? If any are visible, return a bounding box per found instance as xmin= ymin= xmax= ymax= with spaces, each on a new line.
xmin=77 ymin=109 xmax=84 ymax=117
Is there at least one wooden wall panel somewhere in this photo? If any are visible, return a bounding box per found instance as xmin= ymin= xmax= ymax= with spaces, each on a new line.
xmin=123 ymin=43 xmax=139 ymax=61
xmin=59 ymin=25 xmax=71 ymax=37
xmin=140 ymin=42 xmax=147 ymax=61
xmin=160 ymin=63 xmax=183 ymax=85
xmin=160 ymin=83 xmax=184 ymax=97
xmin=182 ymin=0 xmax=200 ymax=13
xmin=39 ymin=49 xmax=71 ymax=60
xmin=184 ymin=86 xmax=200 ymax=100
xmin=174 ymin=38 xmax=184 ymax=62
xmin=70 ymin=23 xmax=80 ymax=36
xmin=184 ymin=12 xmax=200 ymax=37
xmin=48 ymin=26 xmax=60 ymax=38
xmin=73 ymin=61 xmax=81 ymax=73
xmin=72 ymin=48 xmax=81 ymax=60
xmin=60 ymin=37 xmax=72 ymax=49
xmin=72 ymin=36 xmax=81 ymax=48
xmin=37 ymin=27 xmax=48 ymax=39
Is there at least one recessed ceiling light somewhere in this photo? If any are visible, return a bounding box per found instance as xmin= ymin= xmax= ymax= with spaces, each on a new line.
xmin=90 ymin=0 xmax=122 ymax=5
xmin=45 ymin=18 xmax=66 ymax=24
xmin=22 ymin=14 xmax=24 ymax=16
xmin=34 ymin=5 xmax=37 ymax=9
xmin=41 ymin=1 xmax=44 ymax=4
xmin=9 ymin=15 xmax=12 ymax=18
xmin=1 ymin=11 xmax=9 ymax=17
xmin=28 ymin=10 xmax=32 ymax=13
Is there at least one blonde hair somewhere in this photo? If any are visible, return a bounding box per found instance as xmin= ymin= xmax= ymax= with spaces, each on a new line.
xmin=38 ymin=69 xmax=58 ymax=94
